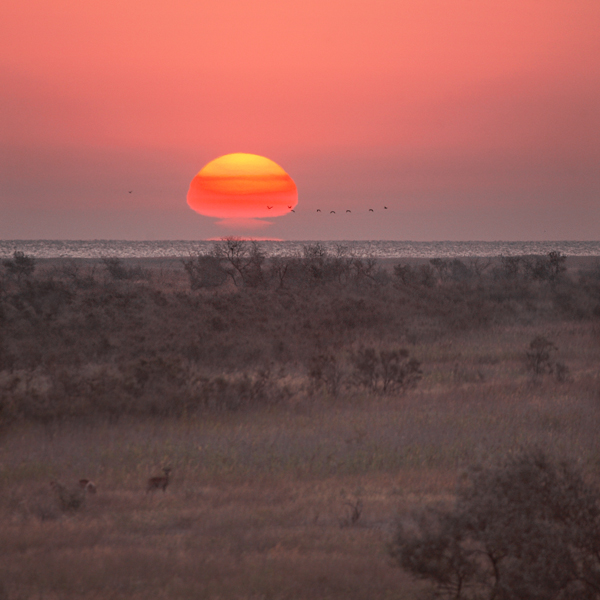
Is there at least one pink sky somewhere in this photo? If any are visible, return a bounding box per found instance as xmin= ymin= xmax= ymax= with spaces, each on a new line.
xmin=1 ymin=0 xmax=599 ymax=240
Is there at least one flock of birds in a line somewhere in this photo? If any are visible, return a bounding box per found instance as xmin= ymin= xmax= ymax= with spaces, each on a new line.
xmin=126 ymin=191 xmax=390 ymax=215
xmin=271 ymin=205 xmax=390 ymax=213
xmin=49 ymin=468 xmax=172 ymax=510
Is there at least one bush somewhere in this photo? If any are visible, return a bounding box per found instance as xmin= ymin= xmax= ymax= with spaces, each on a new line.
xmin=307 ymin=353 xmax=344 ymax=397
xmin=525 ymin=251 xmax=566 ymax=282
xmin=2 ymin=251 xmax=36 ymax=281
xmin=211 ymin=238 xmax=267 ymax=288
xmin=191 ymin=369 xmax=287 ymax=411
xmin=351 ymin=346 xmax=422 ymax=394
xmin=393 ymin=263 xmax=436 ymax=287
xmin=101 ymin=257 xmax=150 ymax=281
xmin=390 ymin=450 xmax=600 ymax=600
xmin=182 ymin=254 xmax=228 ymax=289
xmin=525 ymin=336 xmax=557 ymax=376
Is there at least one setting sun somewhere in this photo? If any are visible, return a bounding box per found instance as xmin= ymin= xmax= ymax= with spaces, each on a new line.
xmin=187 ymin=153 xmax=298 ymax=222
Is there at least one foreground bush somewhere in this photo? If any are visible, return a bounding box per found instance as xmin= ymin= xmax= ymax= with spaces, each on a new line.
xmin=390 ymin=450 xmax=600 ymax=600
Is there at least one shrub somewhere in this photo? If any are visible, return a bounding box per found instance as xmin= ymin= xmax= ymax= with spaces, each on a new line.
xmin=393 ymin=263 xmax=436 ymax=287
xmin=498 ymin=255 xmax=522 ymax=280
xmin=430 ymin=258 xmax=451 ymax=282
xmin=393 ymin=263 xmax=416 ymax=285
xmin=525 ymin=336 xmax=557 ymax=376
xmin=547 ymin=250 xmax=567 ymax=280
xmin=182 ymin=254 xmax=228 ymax=289
xmin=390 ymin=450 xmax=600 ymax=600
xmin=307 ymin=353 xmax=344 ymax=397
xmin=59 ymin=260 xmax=97 ymax=289
xmin=11 ymin=278 xmax=74 ymax=320
xmin=448 ymin=259 xmax=473 ymax=282
xmin=210 ymin=238 xmax=267 ymax=288
xmin=191 ymin=369 xmax=287 ymax=411
xmin=417 ymin=264 xmax=437 ymax=287
xmin=302 ymin=243 xmax=337 ymax=286
xmin=101 ymin=257 xmax=129 ymax=280
xmin=351 ymin=346 xmax=422 ymax=394
xmin=101 ymin=257 xmax=150 ymax=281
xmin=2 ymin=251 xmax=36 ymax=281
xmin=523 ymin=251 xmax=567 ymax=283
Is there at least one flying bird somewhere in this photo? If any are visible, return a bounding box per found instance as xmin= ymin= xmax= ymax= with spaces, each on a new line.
xmin=384 ymin=206 xmax=388 ymax=209
xmin=267 ymin=206 xmax=273 ymax=210
xmin=369 ymin=209 xmax=374 ymax=212
xmin=291 ymin=210 xmax=295 ymax=212
xmin=288 ymin=205 xmax=292 ymax=209
xmin=330 ymin=210 xmax=336 ymax=214
xmin=128 ymin=191 xmax=133 ymax=194
xmin=346 ymin=210 xmax=351 ymax=213
xmin=317 ymin=209 xmax=321 ymax=212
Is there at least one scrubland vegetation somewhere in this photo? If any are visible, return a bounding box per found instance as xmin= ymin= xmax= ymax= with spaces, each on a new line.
xmin=1 ymin=242 xmax=600 ymax=598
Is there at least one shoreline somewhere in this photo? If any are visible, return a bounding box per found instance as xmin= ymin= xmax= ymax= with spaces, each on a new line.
xmin=2 ymin=240 xmax=600 ymax=262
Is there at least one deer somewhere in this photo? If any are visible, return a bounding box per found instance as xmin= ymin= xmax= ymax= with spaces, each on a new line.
xmin=50 ymin=480 xmax=87 ymax=511
xmin=146 ymin=467 xmax=171 ymax=493
xmin=78 ymin=479 xmax=97 ymax=494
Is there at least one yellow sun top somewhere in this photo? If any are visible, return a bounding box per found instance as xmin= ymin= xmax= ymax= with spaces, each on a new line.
xmin=188 ymin=153 xmax=298 ymax=217
xmin=198 ymin=153 xmax=288 ymax=178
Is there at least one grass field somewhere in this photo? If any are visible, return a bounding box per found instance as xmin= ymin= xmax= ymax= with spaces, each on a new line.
xmin=1 ymin=247 xmax=599 ymax=598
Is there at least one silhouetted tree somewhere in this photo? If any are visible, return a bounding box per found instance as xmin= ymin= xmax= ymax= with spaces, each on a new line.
xmin=390 ymin=450 xmax=600 ymax=600
xmin=351 ymin=346 xmax=422 ymax=393
xmin=526 ymin=336 xmax=557 ymax=376
xmin=182 ymin=254 xmax=228 ymax=289
xmin=2 ymin=251 xmax=35 ymax=281
xmin=211 ymin=238 xmax=266 ymax=288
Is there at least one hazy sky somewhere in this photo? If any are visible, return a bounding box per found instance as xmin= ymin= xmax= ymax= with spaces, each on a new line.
xmin=1 ymin=0 xmax=599 ymax=241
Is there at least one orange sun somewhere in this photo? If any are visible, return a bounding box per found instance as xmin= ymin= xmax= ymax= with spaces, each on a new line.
xmin=187 ymin=154 xmax=298 ymax=227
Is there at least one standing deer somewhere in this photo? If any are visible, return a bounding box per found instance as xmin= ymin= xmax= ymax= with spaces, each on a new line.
xmin=78 ymin=479 xmax=97 ymax=494
xmin=50 ymin=480 xmax=87 ymax=511
xmin=146 ymin=468 xmax=171 ymax=493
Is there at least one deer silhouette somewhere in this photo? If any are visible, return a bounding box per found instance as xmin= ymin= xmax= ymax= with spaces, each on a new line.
xmin=79 ymin=479 xmax=97 ymax=494
xmin=146 ymin=468 xmax=172 ymax=493
xmin=50 ymin=480 xmax=88 ymax=511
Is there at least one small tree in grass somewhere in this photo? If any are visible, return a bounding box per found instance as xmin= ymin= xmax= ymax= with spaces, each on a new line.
xmin=351 ymin=346 xmax=422 ymax=394
xmin=2 ymin=250 xmax=35 ymax=281
xmin=211 ymin=238 xmax=266 ymax=288
xmin=526 ymin=336 xmax=557 ymax=376
xmin=389 ymin=449 xmax=600 ymax=600
xmin=182 ymin=254 xmax=228 ymax=289
xmin=308 ymin=353 xmax=343 ymax=397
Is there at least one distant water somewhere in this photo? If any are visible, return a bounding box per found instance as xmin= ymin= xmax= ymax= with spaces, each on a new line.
xmin=1 ymin=240 xmax=599 ymax=259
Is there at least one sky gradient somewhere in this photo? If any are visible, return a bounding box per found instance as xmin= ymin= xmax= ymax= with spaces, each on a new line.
xmin=1 ymin=0 xmax=599 ymax=241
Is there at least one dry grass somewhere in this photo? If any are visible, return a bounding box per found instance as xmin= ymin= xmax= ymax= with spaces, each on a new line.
xmin=1 ymin=253 xmax=599 ymax=598
xmin=1 ymin=372 xmax=599 ymax=598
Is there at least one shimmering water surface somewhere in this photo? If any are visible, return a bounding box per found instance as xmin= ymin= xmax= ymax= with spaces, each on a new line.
xmin=1 ymin=240 xmax=599 ymax=259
